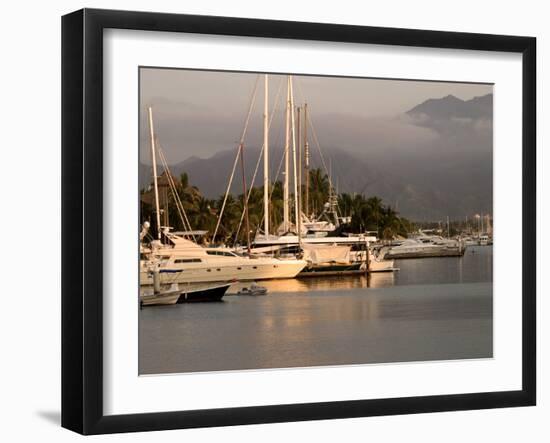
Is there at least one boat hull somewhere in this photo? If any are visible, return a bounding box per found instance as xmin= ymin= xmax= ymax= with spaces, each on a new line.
xmin=140 ymin=260 xmax=306 ymax=286
xmin=384 ymin=247 xmax=464 ymax=259
xmin=368 ymin=260 xmax=397 ymax=272
xmin=140 ymin=290 xmax=181 ymax=306
xmin=177 ymin=283 xmax=231 ymax=303
xmin=298 ymin=262 xmax=362 ymax=277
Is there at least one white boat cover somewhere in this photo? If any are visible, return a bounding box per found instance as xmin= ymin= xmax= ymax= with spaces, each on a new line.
xmin=302 ymin=244 xmax=351 ymax=265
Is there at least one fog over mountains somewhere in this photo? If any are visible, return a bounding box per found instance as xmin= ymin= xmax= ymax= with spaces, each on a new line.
xmin=140 ymin=93 xmax=493 ymax=221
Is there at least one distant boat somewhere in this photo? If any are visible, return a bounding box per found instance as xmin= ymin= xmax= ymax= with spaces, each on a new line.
xmin=462 ymin=236 xmax=479 ymax=247
xmin=237 ymin=283 xmax=268 ymax=296
xmin=479 ymin=234 xmax=493 ymax=246
xmin=383 ymin=236 xmax=465 ymax=259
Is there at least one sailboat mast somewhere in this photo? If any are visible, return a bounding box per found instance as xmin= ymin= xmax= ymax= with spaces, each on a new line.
xmin=304 ymin=102 xmax=309 ymax=217
xmin=147 ymin=106 xmax=162 ymax=240
xmin=239 ymin=143 xmax=251 ymax=253
xmin=297 ymin=106 xmax=302 ymax=226
xmin=283 ymin=77 xmax=291 ymax=232
xmin=263 ymin=74 xmax=270 ymax=237
xmin=289 ymin=76 xmax=300 ymax=240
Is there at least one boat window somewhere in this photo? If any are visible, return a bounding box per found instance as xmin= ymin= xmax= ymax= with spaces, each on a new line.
xmin=206 ymin=250 xmax=238 ymax=257
xmin=174 ymin=258 xmax=202 ymax=263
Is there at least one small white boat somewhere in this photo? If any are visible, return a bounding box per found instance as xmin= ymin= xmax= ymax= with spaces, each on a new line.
xmin=479 ymin=234 xmax=493 ymax=246
xmin=237 ymin=283 xmax=268 ymax=296
xmin=140 ymin=283 xmax=181 ymax=306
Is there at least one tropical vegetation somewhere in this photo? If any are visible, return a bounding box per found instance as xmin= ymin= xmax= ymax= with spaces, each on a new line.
xmin=140 ymin=168 xmax=414 ymax=245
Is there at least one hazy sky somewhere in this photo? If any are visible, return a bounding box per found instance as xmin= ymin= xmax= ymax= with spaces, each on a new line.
xmin=139 ymin=68 xmax=492 ymax=164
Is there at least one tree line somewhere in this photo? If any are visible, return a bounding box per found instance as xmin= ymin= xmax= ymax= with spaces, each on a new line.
xmin=140 ymin=168 xmax=414 ymax=245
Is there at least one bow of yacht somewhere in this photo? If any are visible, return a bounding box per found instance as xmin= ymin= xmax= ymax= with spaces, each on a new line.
xmin=140 ymin=233 xmax=307 ymax=286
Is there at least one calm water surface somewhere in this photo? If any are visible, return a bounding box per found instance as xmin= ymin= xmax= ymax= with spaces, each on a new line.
xmin=139 ymin=246 xmax=493 ymax=374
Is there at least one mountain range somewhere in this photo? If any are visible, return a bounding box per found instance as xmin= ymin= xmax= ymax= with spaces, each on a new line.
xmin=140 ymin=93 xmax=493 ymax=221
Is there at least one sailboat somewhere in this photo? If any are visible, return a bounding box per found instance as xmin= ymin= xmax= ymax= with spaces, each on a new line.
xmin=248 ymin=76 xmax=395 ymax=275
xmin=139 ymin=106 xmax=307 ymax=287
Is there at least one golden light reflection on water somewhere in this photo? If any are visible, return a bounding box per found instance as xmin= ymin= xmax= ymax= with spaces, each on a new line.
xmin=230 ymin=272 xmax=396 ymax=294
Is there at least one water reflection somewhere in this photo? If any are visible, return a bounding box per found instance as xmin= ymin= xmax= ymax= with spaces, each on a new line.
xmin=139 ymin=282 xmax=492 ymax=374
xmin=394 ymin=245 xmax=492 ymax=286
xmin=228 ymin=245 xmax=492 ymax=295
xmin=139 ymin=246 xmax=493 ymax=374
xmin=230 ymin=272 xmax=395 ymax=294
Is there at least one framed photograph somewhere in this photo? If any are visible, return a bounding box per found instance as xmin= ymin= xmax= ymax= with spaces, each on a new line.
xmin=61 ymin=8 xmax=536 ymax=434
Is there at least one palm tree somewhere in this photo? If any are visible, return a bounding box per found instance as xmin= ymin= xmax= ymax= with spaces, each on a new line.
xmin=309 ymin=168 xmax=330 ymax=216
xmin=190 ymin=197 xmax=216 ymax=241
xmin=140 ymin=165 xmax=415 ymax=244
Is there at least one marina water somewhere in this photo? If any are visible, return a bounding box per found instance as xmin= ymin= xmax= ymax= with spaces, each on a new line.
xmin=139 ymin=245 xmax=492 ymax=374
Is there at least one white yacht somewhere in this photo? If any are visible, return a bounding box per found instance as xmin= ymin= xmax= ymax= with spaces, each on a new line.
xmin=140 ymin=232 xmax=307 ymax=286
xmin=382 ymin=236 xmax=465 ymax=259
xmin=252 ymin=232 xmax=395 ymax=273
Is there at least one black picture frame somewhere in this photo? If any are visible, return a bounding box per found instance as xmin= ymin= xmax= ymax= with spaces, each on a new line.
xmin=62 ymin=8 xmax=536 ymax=435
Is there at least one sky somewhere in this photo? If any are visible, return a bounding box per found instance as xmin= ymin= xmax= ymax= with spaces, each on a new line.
xmin=139 ymin=67 xmax=493 ymax=165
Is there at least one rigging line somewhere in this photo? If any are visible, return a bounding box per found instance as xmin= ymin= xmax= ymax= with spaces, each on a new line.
xmin=233 ymin=78 xmax=284 ymax=244
xmin=294 ymin=78 xmax=334 ymax=189
xmin=157 ymin=147 xmax=192 ymax=234
xmin=254 ymin=125 xmax=286 ymax=238
xmin=156 ymin=143 xmax=196 ymax=241
xmin=156 ymin=144 xmax=184 ymax=219
xmin=212 ymin=75 xmax=261 ymax=244
xmin=160 ymin=150 xmax=197 ymax=239
xmin=307 ymin=110 xmax=334 ymax=190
